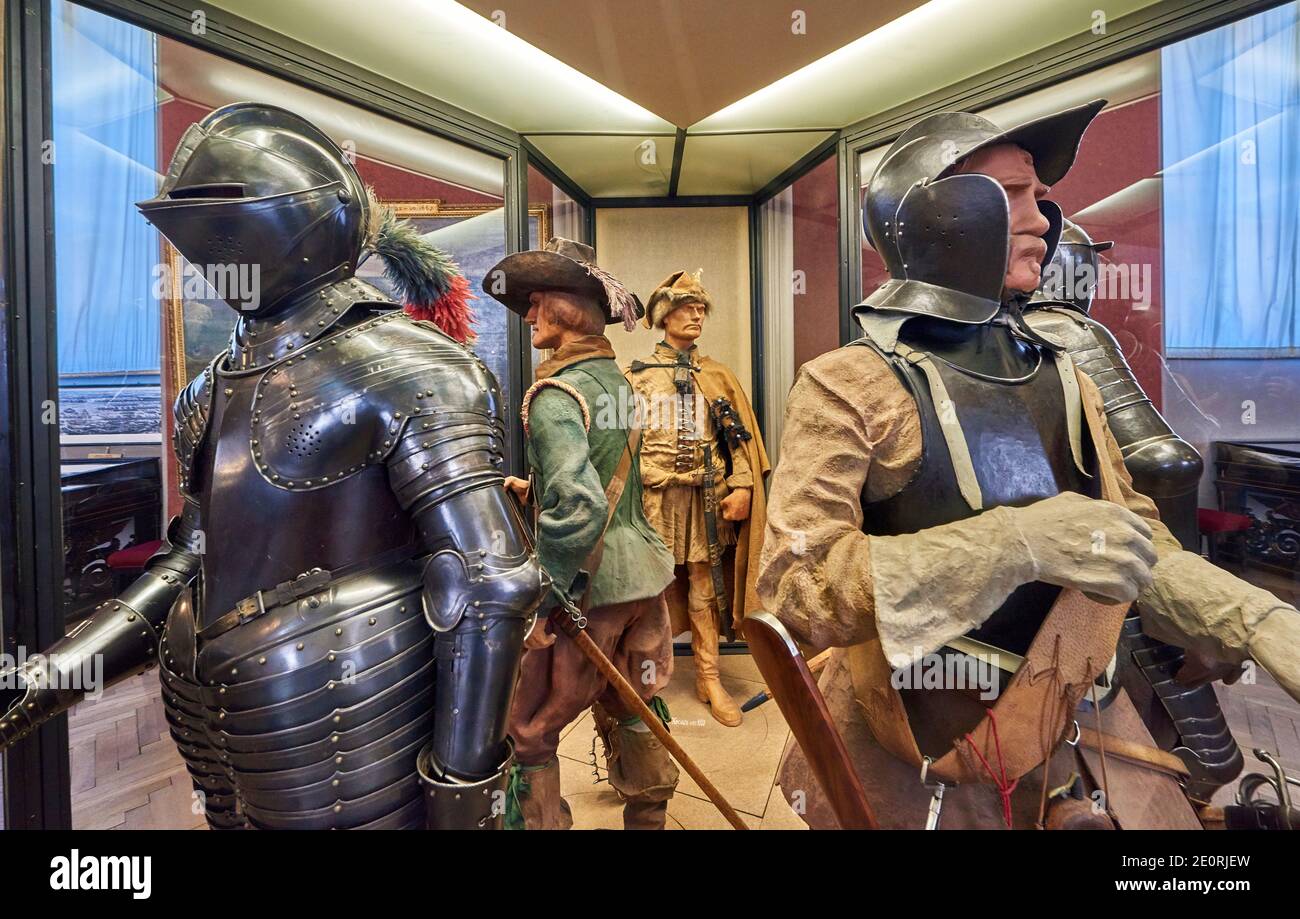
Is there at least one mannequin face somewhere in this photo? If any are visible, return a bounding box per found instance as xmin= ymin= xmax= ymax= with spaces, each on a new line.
xmin=957 ymin=144 xmax=1052 ymax=295
xmin=524 ymin=290 xmax=599 ymax=350
xmin=662 ymin=300 xmax=706 ymax=349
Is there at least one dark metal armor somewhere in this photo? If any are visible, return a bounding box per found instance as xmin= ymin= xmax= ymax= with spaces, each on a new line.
xmin=855 ymin=101 xmax=1240 ymax=799
xmin=1025 ymin=221 xmax=1235 ymax=799
xmin=856 ymin=336 xmax=1096 ymax=658
xmin=0 ymin=104 xmax=547 ymax=829
xmin=1026 ymin=220 xmax=1203 ymax=548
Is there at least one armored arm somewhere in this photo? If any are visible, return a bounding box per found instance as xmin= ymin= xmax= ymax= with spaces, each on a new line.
xmin=0 ymin=501 xmax=203 ymax=749
xmin=388 ymin=406 xmax=548 ymax=641
xmin=1024 ymin=307 xmax=1202 ymax=546
xmin=384 ymin=360 xmax=547 ymax=801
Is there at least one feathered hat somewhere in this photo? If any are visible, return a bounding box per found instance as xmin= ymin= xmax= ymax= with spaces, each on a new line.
xmin=484 ymin=237 xmax=642 ymax=331
xmin=364 ymin=190 xmax=477 ymax=344
xmin=644 ymin=269 xmax=711 ymax=329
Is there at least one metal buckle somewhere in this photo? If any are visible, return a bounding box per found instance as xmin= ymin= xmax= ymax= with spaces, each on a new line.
xmin=235 ymin=591 xmax=267 ymax=626
xmin=919 ymin=756 xmax=945 ymax=830
xmin=552 ymin=593 xmax=587 ymax=636
xmin=1065 ymin=720 xmax=1082 ymax=747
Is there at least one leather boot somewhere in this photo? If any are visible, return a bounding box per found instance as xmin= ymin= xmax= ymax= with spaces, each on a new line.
xmin=686 ymin=562 xmax=741 ymax=727
xmin=516 ymin=757 xmax=573 ymax=830
xmin=593 ymin=703 xmax=679 ymax=830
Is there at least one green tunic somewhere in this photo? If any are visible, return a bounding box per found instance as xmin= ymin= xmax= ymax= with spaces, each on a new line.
xmin=527 ymin=355 xmax=675 ymax=609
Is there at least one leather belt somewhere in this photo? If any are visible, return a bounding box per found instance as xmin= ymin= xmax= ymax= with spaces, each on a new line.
xmin=197 ymin=543 xmax=420 ymax=642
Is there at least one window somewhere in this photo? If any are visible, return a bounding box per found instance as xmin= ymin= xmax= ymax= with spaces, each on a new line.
xmin=758 ymin=154 xmax=840 ymax=461
xmin=855 ymin=4 xmax=1300 ymax=620
xmin=46 ymin=0 xmax=514 ymax=828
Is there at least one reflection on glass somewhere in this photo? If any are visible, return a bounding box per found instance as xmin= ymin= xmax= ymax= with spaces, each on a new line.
xmin=759 ymin=155 xmax=839 ymax=461
xmin=46 ymin=0 xmax=510 ymax=828
xmin=853 ymin=8 xmax=1300 ymax=787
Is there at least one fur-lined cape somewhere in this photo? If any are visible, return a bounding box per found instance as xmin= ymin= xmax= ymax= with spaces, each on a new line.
xmin=644 ymin=269 xmax=711 ymax=329
xmin=364 ymin=190 xmax=477 ymax=344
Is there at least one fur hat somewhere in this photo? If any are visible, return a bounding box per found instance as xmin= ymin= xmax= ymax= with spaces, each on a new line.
xmin=485 ymin=237 xmax=642 ymax=331
xmin=644 ymin=269 xmax=711 ymax=329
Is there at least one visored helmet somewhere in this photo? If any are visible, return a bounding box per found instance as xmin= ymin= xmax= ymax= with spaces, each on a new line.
xmin=137 ymin=103 xmax=369 ymax=316
xmin=862 ymin=99 xmax=1104 ymax=322
xmin=1030 ymin=218 xmax=1114 ymax=315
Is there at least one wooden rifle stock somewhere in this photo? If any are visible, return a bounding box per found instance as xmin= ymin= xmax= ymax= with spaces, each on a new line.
xmin=745 ymin=611 xmax=877 ymax=829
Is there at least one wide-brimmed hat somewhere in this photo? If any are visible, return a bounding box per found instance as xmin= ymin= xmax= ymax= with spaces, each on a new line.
xmin=486 ymin=237 xmax=641 ymax=330
xmin=644 ymin=269 xmax=712 ymax=329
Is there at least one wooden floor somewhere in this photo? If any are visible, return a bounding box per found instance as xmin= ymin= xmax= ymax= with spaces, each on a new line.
xmin=61 ymin=563 xmax=1300 ymax=830
xmin=68 ymin=670 xmax=205 ymax=830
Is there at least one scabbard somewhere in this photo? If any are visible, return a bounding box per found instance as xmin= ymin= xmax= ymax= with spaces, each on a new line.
xmin=700 ymin=443 xmax=730 ymax=627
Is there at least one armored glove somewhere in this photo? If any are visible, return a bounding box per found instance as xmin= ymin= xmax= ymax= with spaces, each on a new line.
xmin=0 ymin=509 xmax=202 ymax=751
xmin=868 ymin=491 xmax=1157 ymax=667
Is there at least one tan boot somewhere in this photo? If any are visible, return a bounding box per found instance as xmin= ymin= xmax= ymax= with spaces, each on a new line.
xmin=516 ymin=758 xmax=573 ymax=830
xmin=695 ymin=673 xmax=742 ymax=727
xmin=686 ymin=563 xmax=742 ymax=727
xmin=593 ymin=703 xmax=679 ymax=830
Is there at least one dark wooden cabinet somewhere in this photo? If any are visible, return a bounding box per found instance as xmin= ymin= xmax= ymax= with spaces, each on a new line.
xmin=60 ymin=458 xmax=162 ymax=624
xmin=1213 ymin=440 xmax=1300 ymax=573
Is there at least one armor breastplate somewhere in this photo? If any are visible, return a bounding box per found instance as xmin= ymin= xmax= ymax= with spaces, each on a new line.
xmin=859 ymin=336 xmax=1098 ymax=655
xmin=177 ymin=300 xmax=500 ymax=626
xmin=194 ymin=367 xmax=412 ymax=622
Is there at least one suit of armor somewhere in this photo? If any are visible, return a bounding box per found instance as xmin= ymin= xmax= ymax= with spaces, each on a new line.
xmin=1026 ymin=221 xmax=1203 ymax=548
xmin=0 ymin=104 xmax=547 ymax=829
xmin=1025 ymin=221 xmax=1240 ymax=803
xmin=835 ymin=99 xmax=1239 ymax=819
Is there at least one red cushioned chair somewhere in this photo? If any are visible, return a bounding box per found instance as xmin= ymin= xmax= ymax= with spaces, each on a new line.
xmin=107 ymin=539 xmax=164 ymax=593
xmin=1197 ymin=508 xmax=1253 ymax=571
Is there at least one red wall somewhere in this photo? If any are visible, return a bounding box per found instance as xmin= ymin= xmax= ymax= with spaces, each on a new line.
xmin=790 ymin=155 xmax=841 ymax=371
xmin=1051 ymin=95 xmax=1163 ymax=408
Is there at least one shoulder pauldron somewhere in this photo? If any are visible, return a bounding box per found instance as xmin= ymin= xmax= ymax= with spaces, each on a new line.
xmin=173 ymin=357 xmax=218 ymax=498
xmin=251 ymin=312 xmax=501 ymax=491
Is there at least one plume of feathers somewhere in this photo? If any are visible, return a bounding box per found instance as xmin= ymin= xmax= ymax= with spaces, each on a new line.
xmin=585 ymin=261 xmax=640 ymax=331
xmin=364 ymin=189 xmax=477 ymax=344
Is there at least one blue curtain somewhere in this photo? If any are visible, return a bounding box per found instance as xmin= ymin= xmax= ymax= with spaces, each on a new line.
xmin=1162 ymin=2 xmax=1300 ymax=356
xmin=51 ymin=0 xmax=159 ymax=378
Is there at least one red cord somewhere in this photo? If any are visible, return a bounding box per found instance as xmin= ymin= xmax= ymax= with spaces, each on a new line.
xmin=964 ymin=708 xmax=1017 ymax=828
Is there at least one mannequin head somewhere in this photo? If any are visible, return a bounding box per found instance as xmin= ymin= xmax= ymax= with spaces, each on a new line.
xmin=956 ymin=144 xmax=1052 ymax=296
xmin=525 ymin=289 xmax=603 ymax=350
xmin=662 ymin=299 xmax=706 ymax=351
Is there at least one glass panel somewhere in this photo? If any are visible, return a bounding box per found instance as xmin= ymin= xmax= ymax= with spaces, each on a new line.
xmin=528 ymin=162 xmax=586 ymax=245
xmin=1160 ymin=3 xmax=1300 ymax=614
xmin=525 ymin=162 xmax=588 ymax=372
xmin=0 ymin=0 xmax=7 ymax=830
xmin=46 ymin=0 xmax=509 ymax=828
xmin=759 ymin=154 xmax=839 ymax=461
xmin=856 ymin=4 xmax=1300 ymax=803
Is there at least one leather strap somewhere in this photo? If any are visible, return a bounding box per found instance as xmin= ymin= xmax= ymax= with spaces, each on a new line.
xmin=198 ymin=542 xmax=419 ymax=642
xmin=850 ymin=377 xmax=1132 ymax=786
xmin=576 ymin=424 xmax=643 ymax=613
